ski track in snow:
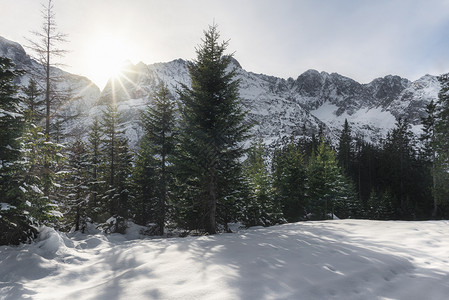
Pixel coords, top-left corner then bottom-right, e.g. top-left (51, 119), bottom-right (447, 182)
top-left (1, 220), bottom-right (449, 300)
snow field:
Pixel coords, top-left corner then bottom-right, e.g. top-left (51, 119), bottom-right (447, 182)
top-left (1, 220), bottom-right (449, 299)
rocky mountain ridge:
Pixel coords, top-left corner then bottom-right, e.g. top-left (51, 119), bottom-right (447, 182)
top-left (0, 35), bottom-right (440, 148)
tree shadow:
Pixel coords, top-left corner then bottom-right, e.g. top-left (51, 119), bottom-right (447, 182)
top-left (1, 221), bottom-right (448, 299)
top-left (171, 221), bottom-right (449, 299)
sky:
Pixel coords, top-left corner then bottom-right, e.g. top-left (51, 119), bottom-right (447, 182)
top-left (1, 0), bottom-right (449, 89)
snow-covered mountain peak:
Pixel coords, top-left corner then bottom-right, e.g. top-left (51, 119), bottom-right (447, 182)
top-left (0, 35), bottom-right (442, 148)
top-left (0, 36), bottom-right (33, 69)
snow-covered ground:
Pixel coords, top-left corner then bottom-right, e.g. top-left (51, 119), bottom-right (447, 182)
top-left (1, 220), bottom-right (449, 300)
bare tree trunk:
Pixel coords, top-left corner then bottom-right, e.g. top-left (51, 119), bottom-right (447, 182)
top-left (45, 9), bottom-right (51, 141)
top-left (432, 154), bottom-right (438, 218)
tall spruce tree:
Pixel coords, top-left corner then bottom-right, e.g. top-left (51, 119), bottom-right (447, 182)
top-left (132, 136), bottom-right (157, 226)
top-left (100, 103), bottom-right (132, 233)
top-left (86, 117), bottom-right (103, 223)
top-left (272, 138), bottom-right (307, 222)
top-left (175, 25), bottom-right (250, 234)
top-left (420, 100), bottom-right (438, 217)
top-left (0, 57), bottom-right (24, 173)
top-left (306, 138), bottom-right (354, 219)
top-left (381, 118), bottom-right (418, 218)
top-left (435, 74), bottom-right (449, 216)
top-left (61, 139), bottom-right (89, 232)
top-left (21, 78), bottom-right (45, 125)
top-left (244, 139), bottom-right (282, 227)
top-left (0, 57), bottom-right (32, 245)
top-left (137, 83), bottom-right (176, 234)
top-left (337, 119), bottom-right (353, 175)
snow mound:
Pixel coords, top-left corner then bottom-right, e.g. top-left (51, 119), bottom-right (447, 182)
top-left (35, 226), bottom-right (74, 258)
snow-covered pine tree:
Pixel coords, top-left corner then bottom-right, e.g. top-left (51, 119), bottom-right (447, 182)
top-left (7, 124), bottom-right (64, 237)
top-left (61, 139), bottom-right (89, 232)
top-left (175, 25), bottom-right (251, 234)
top-left (0, 57), bottom-right (34, 245)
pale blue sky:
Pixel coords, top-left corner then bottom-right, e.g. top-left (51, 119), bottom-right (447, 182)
top-left (1, 0), bottom-right (449, 88)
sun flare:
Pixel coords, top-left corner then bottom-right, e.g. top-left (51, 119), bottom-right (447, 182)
top-left (85, 35), bottom-right (134, 89)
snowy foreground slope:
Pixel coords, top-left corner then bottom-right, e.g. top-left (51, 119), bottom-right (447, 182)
top-left (1, 220), bottom-right (449, 300)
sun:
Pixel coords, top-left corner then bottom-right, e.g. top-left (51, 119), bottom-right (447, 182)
top-left (84, 35), bottom-right (135, 89)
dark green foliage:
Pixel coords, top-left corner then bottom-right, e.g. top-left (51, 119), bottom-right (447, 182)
top-left (337, 119), bottom-right (353, 174)
top-left (272, 139), bottom-right (307, 222)
top-left (132, 136), bottom-right (157, 226)
top-left (0, 57), bottom-right (25, 170)
top-left (86, 117), bottom-right (103, 223)
top-left (61, 139), bottom-right (90, 232)
top-left (3, 124), bottom-right (64, 243)
top-left (21, 78), bottom-right (44, 125)
top-left (243, 139), bottom-right (283, 227)
top-left (99, 103), bottom-right (133, 233)
top-left (420, 100), bottom-right (438, 217)
top-left (174, 25), bottom-right (251, 234)
top-left (0, 57), bottom-right (34, 245)
top-left (134, 83), bottom-right (176, 234)
top-left (380, 118), bottom-right (432, 219)
top-left (306, 138), bottom-right (355, 220)
top-left (434, 74), bottom-right (449, 217)
top-left (365, 189), bottom-right (394, 220)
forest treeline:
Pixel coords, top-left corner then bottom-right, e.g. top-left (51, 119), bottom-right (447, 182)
top-left (1, 21), bottom-right (449, 245)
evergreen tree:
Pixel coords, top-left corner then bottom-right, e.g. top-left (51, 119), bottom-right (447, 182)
top-left (337, 119), bottom-right (353, 175)
top-left (99, 103), bottom-right (132, 233)
top-left (365, 189), bottom-right (379, 220)
top-left (0, 57), bottom-right (33, 245)
top-left (272, 139), bottom-right (307, 222)
top-left (420, 100), bottom-right (438, 217)
top-left (243, 139), bottom-right (282, 227)
top-left (10, 125), bottom-right (64, 229)
top-left (381, 118), bottom-right (428, 218)
top-left (0, 57), bottom-right (25, 171)
top-left (306, 138), bottom-right (354, 219)
top-left (379, 189), bottom-right (395, 220)
top-left (175, 25), bottom-right (251, 234)
top-left (85, 117), bottom-right (103, 223)
top-left (434, 74), bottom-right (449, 217)
top-left (132, 136), bottom-right (157, 226)
top-left (21, 78), bottom-right (44, 125)
top-left (61, 139), bottom-right (89, 232)
top-left (137, 83), bottom-right (176, 235)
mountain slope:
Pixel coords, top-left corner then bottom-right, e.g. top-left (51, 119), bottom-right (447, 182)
top-left (0, 36), bottom-right (101, 137)
top-left (1, 35), bottom-right (440, 147)
top-left (95, 57), bottom-right (439, 147)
